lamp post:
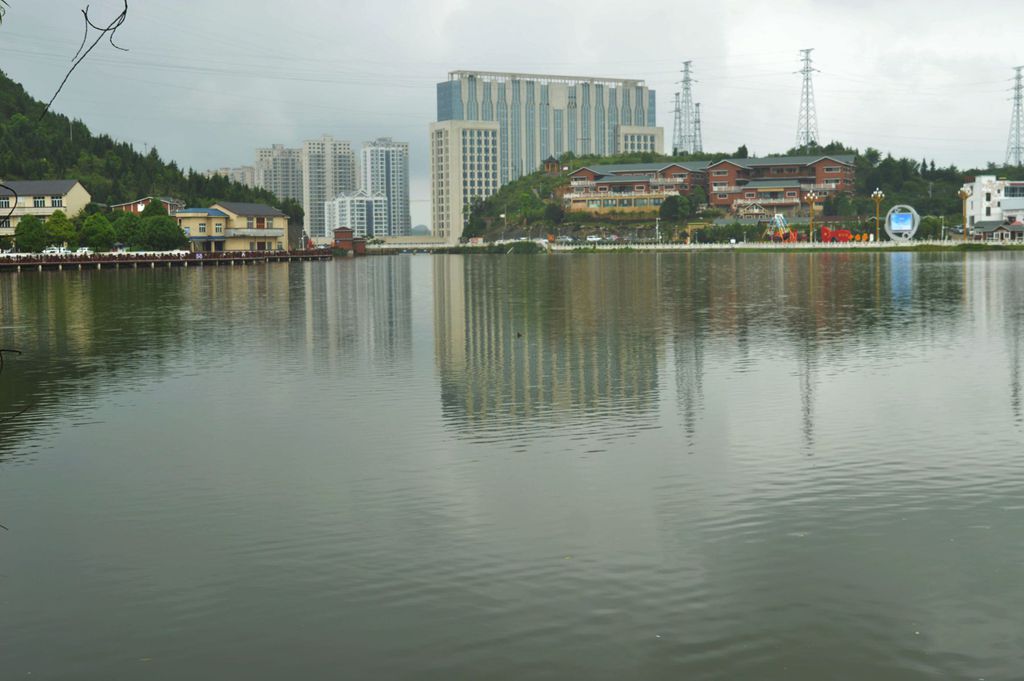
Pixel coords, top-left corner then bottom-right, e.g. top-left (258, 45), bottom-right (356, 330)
top-left (655, 216), bottom-right (661, 243)
top-left (805, 191), bottom-right (819, 243)
top-left (958, 188), bottom-right (972, 243)
top-left (871, 188), bottom-right (885, 243)
top-left (500, 212), bottom-right (507, 241)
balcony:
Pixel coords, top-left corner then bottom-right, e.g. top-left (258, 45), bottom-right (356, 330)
top-left (732, 197), bottom-right (801, 207)
top-left (225, 228), bottom-right (285, 237)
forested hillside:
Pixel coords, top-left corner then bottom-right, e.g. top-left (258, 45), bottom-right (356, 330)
top-left (0, 70), bottom-right (302, 220)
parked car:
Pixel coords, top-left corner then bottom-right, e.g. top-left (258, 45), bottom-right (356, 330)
top-left (585, 235), bottom-right (602, 243)
top-left (76, 247), bottom-right (93, 256)
top-left (42, 245), bottom-right (72, 256)
top-left (556, 235), bottom-right (575, 243)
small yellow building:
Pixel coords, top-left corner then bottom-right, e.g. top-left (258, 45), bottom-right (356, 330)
top-left (0, 179), bottom-right (92, 238)
top-left (175, 201), bottom-right (289, 252)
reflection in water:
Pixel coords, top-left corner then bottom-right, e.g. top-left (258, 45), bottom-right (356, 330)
top-left (6, 253), bottom-right (1024, 680)
top-left (433, 255), bottom-right (662, 444)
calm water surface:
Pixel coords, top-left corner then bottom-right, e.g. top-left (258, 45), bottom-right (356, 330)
top-left (1, 253), bottom-right (1023, 680)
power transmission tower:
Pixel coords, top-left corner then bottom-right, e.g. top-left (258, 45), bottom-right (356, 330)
top-left (693, 102), bottom-right (703, 153)
top-left (672, 91), bottom-right (683, 155)
top-left (795, 48), bottom-right (820, 151)
top-left (679, 61), bottom-right (697, 154)
top-left (1007, 65), bottom-right (1024, 167)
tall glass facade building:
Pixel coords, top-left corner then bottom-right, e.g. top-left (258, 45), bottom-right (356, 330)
top-left (437, 71), bottom-right (662, 184)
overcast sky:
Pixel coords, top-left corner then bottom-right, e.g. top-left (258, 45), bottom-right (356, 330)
top-left (1, 0), bottom-right (1022, 227)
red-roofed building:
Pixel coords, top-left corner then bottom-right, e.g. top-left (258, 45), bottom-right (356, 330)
top-left (111, 196), bottom-right (186, 215)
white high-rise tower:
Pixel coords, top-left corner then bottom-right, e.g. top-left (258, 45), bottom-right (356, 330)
top-left (302, 135), bottom-right (356, 241)
top-left (361, 138), bottom-right (411, 237)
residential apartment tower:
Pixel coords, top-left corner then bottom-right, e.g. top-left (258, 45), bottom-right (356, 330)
top-left (361, 137), bottom-right (411, 237)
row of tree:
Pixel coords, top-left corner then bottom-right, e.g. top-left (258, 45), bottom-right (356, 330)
top-left (10, 200), bottom-right (188, 252)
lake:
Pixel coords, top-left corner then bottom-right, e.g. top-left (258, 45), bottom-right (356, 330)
top-left (2, 252), bottom-right (1023, 680)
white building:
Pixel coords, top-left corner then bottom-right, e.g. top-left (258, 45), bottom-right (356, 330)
top-left (302, 135), bottom-right (357, 242)
top-left (430, 120), bottom-right (501, 244)
top-left (255, 144), bottom-right (303, 203)
top-left (325, 190), bottom-right (388, 238)
top-left (961, 175), bottom-right (1024, 231)
top-left (361, 137), bottom-right (411, 237)
top-left (206, 166), bottom-right (256, 188)
top-left (437, 70), bottom-right (663, 184)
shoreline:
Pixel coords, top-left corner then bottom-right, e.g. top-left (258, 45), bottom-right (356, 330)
top-left (368, 241), bottom-right (1024, 255)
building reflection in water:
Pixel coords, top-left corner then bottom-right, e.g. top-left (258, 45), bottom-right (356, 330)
top-left (294, 257), bottom-right (413, 371)
top-left (433, 255), bottom-right (663, 443)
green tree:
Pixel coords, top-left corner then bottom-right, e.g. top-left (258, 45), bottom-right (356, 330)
top-left (689, 186), bottom-right (708, 214)
top-left (659, 195), bottom-right (682, 221)
top-left (79, 213), bottom-right (116, 250)
top-left (111, 211), bottom-right (141, 246)
top-left (14, 214), bottom-right (47, 252)
top-left (734, 144), bottom-right (749, 159)
top-left (45, 210), bottom-right (76, 246)
top-left (136, 215), bottom-right (187, 250)
top-left (544, 202), bottom-right (565, 224)
top-left (139, 199), bottom-right (168, 218)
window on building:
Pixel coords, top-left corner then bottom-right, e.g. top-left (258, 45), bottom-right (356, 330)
top-left (50, 196), bottom-right (63, 207)
top-left (33, 197), bottom-right (45, 208)
top-left (986, 207), bottom-right (992, 216)
top-left (215, 223), bottom-right (223, 233)
top-left (824, 166), bottom-right (840, 173)
top-left (745, 192), bottom-right (755, 198)
top-left (0, 218), bottom-right (9, 230)
top-left (199, 223), bottom-right (207, 233)
top-left (0, 197), bottom-right (8, 209)
top-left (786, 191), bottom-right (797, 197)
top-left (717, 193), bottom-right (728, 199)
top-left (247, 217), bottom-right (254, 229)
top-left (712, 170), bottom-right (729, 177)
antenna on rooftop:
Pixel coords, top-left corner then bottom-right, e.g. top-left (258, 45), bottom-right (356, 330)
top-left (795, 48), bottom-right (820, 151)
top-left (1006, 66), bottom-right (1024, 167)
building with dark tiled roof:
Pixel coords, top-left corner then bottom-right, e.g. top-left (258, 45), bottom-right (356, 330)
top-left (0, 179), bottom-right (91, 240)
top-left (565, 162), bottom-right (709, 214)
top-left (705, 154), bottom-right (855, 214)
top-left (173, 202), bottom-right (289, 252)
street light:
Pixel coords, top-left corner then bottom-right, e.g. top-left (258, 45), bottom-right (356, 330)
top-left (805, 191), bottom-right (820, 243)
top-left (500, 212), bottom-right (507, 241)
top-left (871, 188), bottom-right (885, 243)
top-left (957, 187), bottom-right (972, 243)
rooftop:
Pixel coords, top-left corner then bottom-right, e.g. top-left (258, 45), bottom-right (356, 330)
top-left (213, 202), bottom-right (287, 217)
top-left (715, 154), bottom-right (856, 168)
top-left (448, 70), bottom-right (646, 87)
top-left (175, 208), bottom-right (228, 217)
top-left (0, 179), bottom-right (80, 196)
top-left (576, 162), bottom-right (709, 175)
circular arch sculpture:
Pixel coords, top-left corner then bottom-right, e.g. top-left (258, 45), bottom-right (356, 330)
top-left (885, 205), bottom-right (920, 242)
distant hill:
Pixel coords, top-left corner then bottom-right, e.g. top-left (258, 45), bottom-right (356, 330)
top-left (410, 224), bottom-right (431, 236)
top-left (0, 69), bottom-right (302, 221)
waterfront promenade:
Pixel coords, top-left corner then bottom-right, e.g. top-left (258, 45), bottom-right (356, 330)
top-left (0, 249), bottom-right (331, 273)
